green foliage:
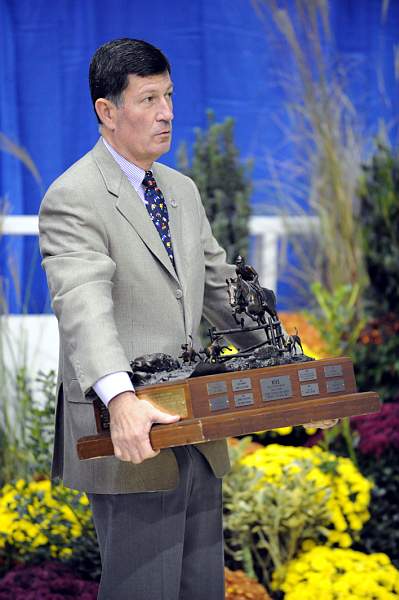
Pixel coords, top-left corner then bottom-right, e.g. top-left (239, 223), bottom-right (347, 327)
top-left (306, 281), bottom-right (366, 357)
top-left (0, 369), bottom-right (56, 486)
top-left (358, 144), bottom-right (399, 316)
top-left (178, 111), bottom-right (252, 263)
top-left (353, 315), bottom-right (399, 402)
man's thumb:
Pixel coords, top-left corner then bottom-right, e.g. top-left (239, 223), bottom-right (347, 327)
top-left (154, 409), bottom-right (181, 424)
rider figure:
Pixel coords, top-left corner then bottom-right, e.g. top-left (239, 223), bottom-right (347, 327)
top-left (235, 255), bottom-right (259, 285)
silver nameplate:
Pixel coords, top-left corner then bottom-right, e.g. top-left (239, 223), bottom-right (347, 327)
top-left (260, 375), bottom-right (293, 401)
top-left (209, 395), bottom-right (229, 411)
top-left (324, 364), bottom-right (343, 378)
top-left (298, 367), bottom-right (317, 382)
top-left (231, 377), bottom-right (252, 392)
top-left (300, 382), bottom-right (320, 397)
top-left (234, 392), bottom-right (254, 407)
top-left (326, 379), bottom-right (346, 393)
top-left (207, 381), bottom-right (227, 395)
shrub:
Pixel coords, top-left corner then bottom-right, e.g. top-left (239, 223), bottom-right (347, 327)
top-left (353, 314), bottom-right (399, 403)
top-left (272, 546), bottom-right (399, 599)
top-left (358, 144), bottom-right (399, 317)
top-left (223, 441), bottom-right (372, 589)
top-left (0, 479), bottom-right (100, 581)
top-left (242, 444), bottom-right (372, 547)
top-left (0, 562), bottom-right (98, 600)
top-left (178, 111), bottom-right (252, 264)
top-left (353, 448), bottom-right (399, 568)
top-left (351, 402), bottom-right (399, 457)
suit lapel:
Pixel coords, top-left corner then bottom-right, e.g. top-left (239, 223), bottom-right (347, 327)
top-left (91, 140), bottom-right (179, 283)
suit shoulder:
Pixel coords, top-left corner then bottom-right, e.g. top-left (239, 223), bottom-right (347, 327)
top-left (153, 162), bottom-right (197, 190)
top-left (44, 150), bottom-right (97, 196)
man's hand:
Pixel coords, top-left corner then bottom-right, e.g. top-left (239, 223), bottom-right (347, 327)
top-left (302, 419), bottom-right (339, 430)
top-left (108, 391), bottom-right (180, 464)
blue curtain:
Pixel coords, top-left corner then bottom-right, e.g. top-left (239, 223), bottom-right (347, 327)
top-left (1, 0), bottom-right (398, 313)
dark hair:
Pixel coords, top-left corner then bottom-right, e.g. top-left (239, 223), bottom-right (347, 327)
top-left (89, 38), bottom-right (171, 123)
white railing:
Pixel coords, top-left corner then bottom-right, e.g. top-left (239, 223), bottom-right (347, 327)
top-left (1, 213), bottom-right (318, 376)
top-left (2, 214), bottom-right (319, 291)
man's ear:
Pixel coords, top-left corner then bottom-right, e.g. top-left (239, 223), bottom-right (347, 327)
top-left (95, 98), bottom-right (117, 131)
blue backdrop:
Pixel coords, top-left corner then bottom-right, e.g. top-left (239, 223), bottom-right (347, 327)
top-left (1, 0), bottom-right (398, 313)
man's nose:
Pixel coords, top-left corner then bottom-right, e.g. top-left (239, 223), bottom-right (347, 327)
top-left (157, 98), bottom-right (173, 122)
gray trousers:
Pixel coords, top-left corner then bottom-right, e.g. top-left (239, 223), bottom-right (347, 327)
top-left (88, 446), bottom-right (225, 600)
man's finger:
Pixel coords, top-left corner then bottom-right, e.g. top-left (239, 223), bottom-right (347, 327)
top-left (303, 419), bottom-right (339, 429)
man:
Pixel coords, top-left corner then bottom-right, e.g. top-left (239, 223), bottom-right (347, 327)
top-left (39, 38), bottom-right (262, 600)
top-left (39, 38), bottom-right (335, 600)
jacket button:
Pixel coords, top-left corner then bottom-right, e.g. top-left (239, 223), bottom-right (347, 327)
top-left (175, 289), bottom-right (183, 299)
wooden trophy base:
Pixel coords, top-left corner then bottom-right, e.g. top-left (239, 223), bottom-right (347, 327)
top-left (77, 356), bottom-right (381, 460)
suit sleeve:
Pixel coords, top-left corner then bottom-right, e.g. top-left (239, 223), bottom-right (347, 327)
top-left (39, 184), bottom-right (132, 394)
top-left (190, 179), bottom-right (266, 350)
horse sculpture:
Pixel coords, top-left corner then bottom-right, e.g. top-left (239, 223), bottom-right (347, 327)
top-left (226, 256), bottom-right (278, 327)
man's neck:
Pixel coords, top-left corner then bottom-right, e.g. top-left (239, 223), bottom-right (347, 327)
top-left (101, 132), bottom-right (152, 171)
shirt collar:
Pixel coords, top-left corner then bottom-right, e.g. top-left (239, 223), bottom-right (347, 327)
top-left (102, 137), bottom-right (148, 192)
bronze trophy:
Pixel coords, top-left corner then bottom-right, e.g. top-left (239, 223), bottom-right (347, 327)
top-left (77, 257), bottom-right (380, 460)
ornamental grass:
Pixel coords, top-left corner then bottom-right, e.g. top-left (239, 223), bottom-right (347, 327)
top-left (272, 546), bottom-right (399, 599)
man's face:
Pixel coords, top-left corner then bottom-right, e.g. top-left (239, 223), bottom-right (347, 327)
top-left (108, 71), bottom-right (173, 169)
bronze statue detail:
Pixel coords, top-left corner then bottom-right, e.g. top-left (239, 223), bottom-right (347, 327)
top-left (179, 335), bottom-right (202, 364)
top-left (286, 328), bottom-right (304, 355)
top-left (203, 330), bottom-right (232, 363)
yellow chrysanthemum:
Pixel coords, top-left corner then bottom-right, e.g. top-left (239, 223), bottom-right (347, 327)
top-left (273, 546), bottom-right (399, 599)
top-left (242, 444), bottom-right (372, 547)
top-left (0, 479), bottom-right (92, 558)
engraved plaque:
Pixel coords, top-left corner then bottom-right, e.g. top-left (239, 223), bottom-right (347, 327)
top-left (261, 375), bottom-right (293, 401)
top-left (232, 377), bottom-right (252, 392)
top-left (326, 379), bottom-right (346, 393)
top-left (298, 367), bottom-right (317, 382)
top-left (300, 383), bottom-right (320, 397)
top-left (209, 395), bottom-right (229, 411)
top-left (234, 392), bottom-right (254, 407)
top-left (324, 365), bottom-right (343, 378)
top-left (207, 381), bottom-right (228, 395)
top-left (144, 388), bottom-right (188, 417)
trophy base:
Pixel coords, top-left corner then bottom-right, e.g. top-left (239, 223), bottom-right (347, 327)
top-left (77, 391), bottom-right (380, 460)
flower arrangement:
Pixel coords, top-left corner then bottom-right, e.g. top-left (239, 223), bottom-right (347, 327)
top-left (242, 444), bottom-right (372, 548)
top-left (0, 562), bottom-right (98, 599)
top-left (272, 546), bottom-right (399, 599)
top-left (0, 479), bottom-right (100, 580)
top-left (223, 440), bottom-right (372, 590)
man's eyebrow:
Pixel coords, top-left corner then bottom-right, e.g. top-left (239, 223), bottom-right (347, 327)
top-left (138, 83), bottom-right (174, 95)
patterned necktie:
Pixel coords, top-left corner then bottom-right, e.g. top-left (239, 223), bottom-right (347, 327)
top-left (142, 170), bottom-right (175, 265)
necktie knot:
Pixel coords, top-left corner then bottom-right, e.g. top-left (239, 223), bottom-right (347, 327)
top-left (142, 170), bottom-right (157, 189)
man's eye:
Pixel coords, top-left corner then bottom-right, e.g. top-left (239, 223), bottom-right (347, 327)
top-left (144, 96), bottom-right (154, 103)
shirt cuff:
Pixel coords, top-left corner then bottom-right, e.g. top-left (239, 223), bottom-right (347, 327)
top-left (93, 371), bottom-right (134, 407)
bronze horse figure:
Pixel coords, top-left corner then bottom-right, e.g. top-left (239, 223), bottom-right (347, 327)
top-left (226, 276), bottom-right (278, 327)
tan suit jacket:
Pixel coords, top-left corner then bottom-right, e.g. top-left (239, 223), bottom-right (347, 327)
top-left (39, 139), bottom-right (259, 494)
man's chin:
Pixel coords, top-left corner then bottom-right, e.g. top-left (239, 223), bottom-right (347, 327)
top-left (154, 139), bottom-right (172, 155)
